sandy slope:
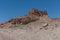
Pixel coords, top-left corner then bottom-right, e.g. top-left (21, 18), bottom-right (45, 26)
top-left (0, 9), bottom-right (60, 40)
top-left (0, 25), bottom-right (60, 40)
top-left (0, 16), bottom-right (60, 40)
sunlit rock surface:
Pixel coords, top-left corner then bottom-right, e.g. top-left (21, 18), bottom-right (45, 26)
top-left (0, 8), bottom-right (60, 40)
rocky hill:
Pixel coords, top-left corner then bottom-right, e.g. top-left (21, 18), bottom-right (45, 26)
top-left (0, 8), bottom-right (60, 40)
top-left (0, 8), bottom-right (48, 28)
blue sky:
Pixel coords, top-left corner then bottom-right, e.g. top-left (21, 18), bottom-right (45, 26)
top-left (0, 0), bottom-right (60, 22)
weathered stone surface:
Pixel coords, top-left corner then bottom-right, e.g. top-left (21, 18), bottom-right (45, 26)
top-left (0, 8), bottom-right (60, 40)
top-left (0, 8), bottom-right (48, 28)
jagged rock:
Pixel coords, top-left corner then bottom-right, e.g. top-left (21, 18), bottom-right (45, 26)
top-left (29, 8), bottom-right (48, 16)
top-left (0, 8), bottom-right (48, 28)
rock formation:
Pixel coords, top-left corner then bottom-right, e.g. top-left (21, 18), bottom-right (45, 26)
top-left (0, 8), bottom-right (60, 40)
top-left (0, 8), bottom-right (48, 28)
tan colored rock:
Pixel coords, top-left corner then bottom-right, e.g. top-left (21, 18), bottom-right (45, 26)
top-left (0, 8), bottom-right (48, 28)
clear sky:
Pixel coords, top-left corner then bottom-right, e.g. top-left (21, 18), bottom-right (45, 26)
top-left (0, 0), bottom-right (60, 22)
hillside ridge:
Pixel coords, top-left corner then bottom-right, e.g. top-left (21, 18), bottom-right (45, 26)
top-left (0, 8), bottom-right (48, 28)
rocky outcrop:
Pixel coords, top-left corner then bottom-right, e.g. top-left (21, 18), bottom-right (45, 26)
top-left (0, 8), bottom-right (48, 28)
top-left (0, 8), bottom-right (60, 40)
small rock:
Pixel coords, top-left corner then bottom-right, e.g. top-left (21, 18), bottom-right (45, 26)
top-left (43, 23), bottom-right (48, 28)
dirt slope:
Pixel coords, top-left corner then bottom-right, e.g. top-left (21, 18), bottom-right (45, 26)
top-left (0, 8), bottom-right (60, 40)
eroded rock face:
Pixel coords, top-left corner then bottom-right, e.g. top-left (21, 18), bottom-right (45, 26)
top-left (29, 8), bottom-right (48, 16)
top-left (0, 8), bottom-right (60, 40)
top-left (0, 8), bottom-right (48, 28)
